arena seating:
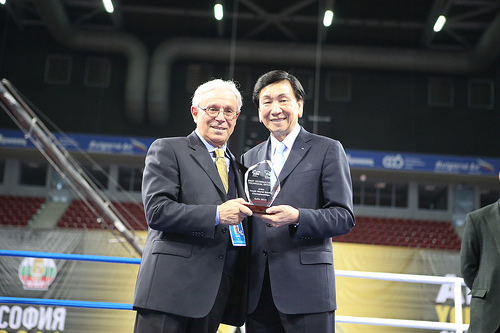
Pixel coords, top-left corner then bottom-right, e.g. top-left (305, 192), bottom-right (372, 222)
top-left (334, 216), bottom-right (462, 250)
top-left (57, 199), bottom-right (147, 230)
top-left (0, 195), bottom-right (46, 226)
top-left (3, 196), bottom-right (461, 250)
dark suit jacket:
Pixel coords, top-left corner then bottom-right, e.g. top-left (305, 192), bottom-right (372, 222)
top-left (133, 131), bottom-right (248, 326)
top-left (241, 127), bottom-right (355, 315)
top-left (460, 200), bottom-right (500, 333)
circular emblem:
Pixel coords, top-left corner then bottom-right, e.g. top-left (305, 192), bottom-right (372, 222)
top-left (18, 257), bottom-right (57, 290)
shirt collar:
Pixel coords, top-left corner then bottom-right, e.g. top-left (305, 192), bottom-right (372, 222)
top-left (270, 124), bottom-right (301, 153)
top-left (194, 129), bottom-right (227, 155)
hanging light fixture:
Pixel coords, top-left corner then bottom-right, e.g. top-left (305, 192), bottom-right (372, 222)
top-left (102, 0), bottom-right (114, 13)
top-left (214, 1), bottom-right (224, 21)
top-left (433, 15), bottom-right (446, 32)
top-left (323, 10), bottom-right (334, 27)
top-left (323, 0), bottom-right (334, 27)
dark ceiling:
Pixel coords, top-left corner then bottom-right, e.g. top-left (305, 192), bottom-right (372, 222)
top-left (1, 1), bottom-right (500, 159)
top-left (4, 0), bottom-right (500, 52)
top-left (2, 0), bottom-right (500, 129)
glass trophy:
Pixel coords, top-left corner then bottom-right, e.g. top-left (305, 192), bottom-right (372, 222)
top-left (244, 160), bottom-right (280, 213)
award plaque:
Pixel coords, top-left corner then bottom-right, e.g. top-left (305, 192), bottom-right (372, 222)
top-left (244, 160), bottom-right (280, 213)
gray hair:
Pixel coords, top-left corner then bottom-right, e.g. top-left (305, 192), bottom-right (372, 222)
top-left (191, 79), bottom-right (243, 111)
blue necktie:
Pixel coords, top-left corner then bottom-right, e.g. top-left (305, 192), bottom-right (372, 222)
top-left (273, 142), bottom-right (287, 176)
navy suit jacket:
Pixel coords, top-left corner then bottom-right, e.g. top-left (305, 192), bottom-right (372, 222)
top-left (241, 127), bottom-right (355, 314)
top-left (133, 131), bottom-right (248, 326)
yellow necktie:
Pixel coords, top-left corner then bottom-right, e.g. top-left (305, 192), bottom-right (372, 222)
top-left (215, 149), bottom-right (228, 193)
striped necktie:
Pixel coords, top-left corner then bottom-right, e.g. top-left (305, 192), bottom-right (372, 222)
top-left (214, 148), bottom-right (228, 193)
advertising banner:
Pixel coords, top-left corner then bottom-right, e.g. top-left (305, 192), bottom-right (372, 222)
top-left (1, 128), bottom-right (499, 177)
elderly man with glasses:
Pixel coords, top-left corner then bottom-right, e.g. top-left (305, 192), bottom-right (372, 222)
top-left (133, 79), bottom-right (253, 333)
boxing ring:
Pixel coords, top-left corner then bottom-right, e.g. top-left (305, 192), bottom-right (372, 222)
top-left (0, 249), bottom-right (468, 332)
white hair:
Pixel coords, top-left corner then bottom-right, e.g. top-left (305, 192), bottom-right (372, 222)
top-left (191, 79), bottom-right (243, 111)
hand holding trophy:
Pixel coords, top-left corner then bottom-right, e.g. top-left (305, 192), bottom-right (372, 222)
top-left (244, 160), bottom-right (280, 214)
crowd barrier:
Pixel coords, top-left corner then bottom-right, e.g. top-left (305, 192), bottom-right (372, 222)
top-left (0, 249), bottom-right (468, 332)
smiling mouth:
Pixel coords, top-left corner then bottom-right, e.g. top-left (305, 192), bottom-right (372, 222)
top-left (211, 125), bottom-right (227, 131)
top-left (271, 118), bottom-right (285, 123)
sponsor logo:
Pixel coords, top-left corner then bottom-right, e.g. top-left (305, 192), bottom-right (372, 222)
top-left (382, 154), bottom-right (404, 169)
top-left (0, 134), bottom-right (28, 147)
top-left (347, 154), bottom-right (374, 167)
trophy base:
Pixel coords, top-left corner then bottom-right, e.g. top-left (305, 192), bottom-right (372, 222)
top-left (244, 204), bottom-right (271, 214)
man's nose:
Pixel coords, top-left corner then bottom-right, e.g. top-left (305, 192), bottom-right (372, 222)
top-left (215, 110), bottom-right (226, 120)
top-left (270, 101), bottom-right (282, 114)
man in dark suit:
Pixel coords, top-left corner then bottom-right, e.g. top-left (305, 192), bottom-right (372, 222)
top-left (460, 171), bottom-right (500, 333)
top-left (133, 79), bottom-right (253, 333)
top-left (241, 70), bottom-right (355, 332)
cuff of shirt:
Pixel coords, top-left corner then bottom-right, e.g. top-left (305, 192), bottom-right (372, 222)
top-left (215, 205), bottom-right (220, 226)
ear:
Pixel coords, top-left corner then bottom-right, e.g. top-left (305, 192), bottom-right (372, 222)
top-left (191, 106), bottom-right (199, 123)
top-left (297, 100), bottom-right (304, 118)
top-left (258, 108), bottom-right (263, 123)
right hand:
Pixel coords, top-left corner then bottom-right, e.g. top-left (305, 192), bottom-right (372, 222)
top-left (219, 198), bottom-right (253, 225)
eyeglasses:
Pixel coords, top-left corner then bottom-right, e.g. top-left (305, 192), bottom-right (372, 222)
top-left (198, 105), bottom-right (239, 120)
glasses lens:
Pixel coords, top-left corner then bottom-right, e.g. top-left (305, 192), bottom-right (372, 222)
top-left (224, 110), bottom-right (236, 119)
top-left (201, 106), bottom-right (238, 120)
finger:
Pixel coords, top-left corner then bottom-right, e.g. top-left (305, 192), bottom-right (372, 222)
top-left (265, 207), bottom-right (281, 214)
top-left (234, 197), bottom-right (248, 204)
top-left (241, 206), bottom-right (253, 216)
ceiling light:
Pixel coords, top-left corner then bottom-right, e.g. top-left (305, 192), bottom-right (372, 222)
top-left (214, 3), bottom-right (224, 21)
top-left (102, 0), bottom-right (114, 14)
top-left (323, 10), bottom-right (334, 27)
top-left (0, 0), bottom-right (6, 4)
top-left (433, 15), bottom-right (446, 32)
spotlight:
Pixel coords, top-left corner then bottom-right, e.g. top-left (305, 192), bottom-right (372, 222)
top-left (102, 0), bottom-right (114, 13)
top-left (433, 15), bottom-right (446, 32)
top-left (323, 10), bottom-right (334, 27)
top-left (214, 2), bottom-right (224, 21)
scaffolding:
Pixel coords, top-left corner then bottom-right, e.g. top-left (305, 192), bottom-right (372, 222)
top-left (0, 78), bottom-right (144, 256)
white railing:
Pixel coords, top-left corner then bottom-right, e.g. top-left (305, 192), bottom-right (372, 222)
top-left (336, 270), bottom-right (468, 332)
top-left (0, 250), bottom-right (469, 332)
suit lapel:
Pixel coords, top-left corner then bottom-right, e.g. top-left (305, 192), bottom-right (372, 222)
top-left (279, 128), bottom-right (312, 182)
top-left (187, 132), bottom-right (227, 196)
top-left (228, 150), bottom-right (247, 200)
top-left (257, 140), bottom-right (270, 163)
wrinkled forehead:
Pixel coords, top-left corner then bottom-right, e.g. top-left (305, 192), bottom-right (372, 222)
top-left (201, 88), bottom-right (238, 107)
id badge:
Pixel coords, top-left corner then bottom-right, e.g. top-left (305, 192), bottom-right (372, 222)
top-left (230, 223), bottom-right (246, 246)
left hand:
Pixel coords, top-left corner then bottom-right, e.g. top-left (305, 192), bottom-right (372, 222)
top-left (256, 205), bottom-right (299, 228)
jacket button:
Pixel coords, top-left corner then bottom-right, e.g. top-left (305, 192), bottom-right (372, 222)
top-left (222, 227), bottom-right (228, 233)
top-left (262, 250), bottom-right (268, 256)
top-left (218, 254), bottom-right (225, 259)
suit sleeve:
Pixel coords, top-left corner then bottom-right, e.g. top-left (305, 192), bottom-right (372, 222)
top-left (460, 213), bottom-right (480, 289)
top-left (142, 139), bottom-right (218, 239)
top-left (293, 140), bottom-right (355, 239)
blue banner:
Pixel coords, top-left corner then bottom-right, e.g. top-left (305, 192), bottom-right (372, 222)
top-left (1, 128), bottom-right (499, 176)
top-left (347, 150), bottom-right (499, 176)
top-left (0, 128), bottom-right (153, 156)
